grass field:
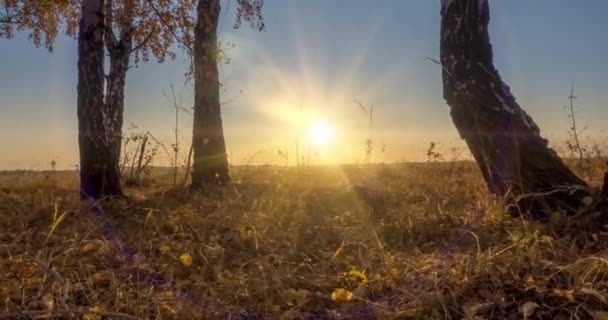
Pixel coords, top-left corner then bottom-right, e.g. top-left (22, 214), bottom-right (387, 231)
top-left (2, 162), bottom-right (608, 319)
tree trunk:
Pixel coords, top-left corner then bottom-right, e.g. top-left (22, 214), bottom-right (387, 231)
top-left (104, 0), bottom-right (134, 182)
top-left (603, 167), bottom-right (608, 198)
top-left (439, 0), bottom-right (588, 218)
top-left (105, 53), bottom-right (127, 182)
top-left (105, 44), bottom-right (132, 187)
top-left (77, 0), bottom-right (123, 199)
top-left (191, 0), bottom-right (230, 189)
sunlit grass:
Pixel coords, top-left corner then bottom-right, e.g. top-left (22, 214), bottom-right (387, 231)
top-left (1, 159), bottom-right (608, 319)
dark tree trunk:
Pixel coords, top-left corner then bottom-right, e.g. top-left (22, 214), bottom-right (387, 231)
top-left (603, 168), bottom-right (608, 198)
top-left (77, 0), bottom-right (123, 199)
top-left (191, 0), bottom-right (230, 189)
top-left (105, 53), bottom-right (128, 181)
top-left (105, 42), bottom-right (132, 185)
top-left (440, 0), bottom-right (588, 218)
top-left (104, 0), bottom-right (134, 181)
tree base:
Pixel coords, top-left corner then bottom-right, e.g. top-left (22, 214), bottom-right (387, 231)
top-left (191, 169), bottom-right (230, 190)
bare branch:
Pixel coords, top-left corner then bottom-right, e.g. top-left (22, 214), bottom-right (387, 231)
top-left (566, 78), bottom-right (585, 172)
top-left (179, 107), bottom-right (193, 115)
top-left (353, 99), bottom-right (367, 112)
top-left (424, 56), bottom-right (453, 77)
top-left (0, 17), bottom-right (19, 24)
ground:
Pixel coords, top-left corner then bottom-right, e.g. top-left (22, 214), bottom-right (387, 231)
top-left (1, 163), bottom-right (608, 319)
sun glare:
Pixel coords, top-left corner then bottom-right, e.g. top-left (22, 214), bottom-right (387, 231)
top-left (307, 121), bottom-right (335, 146)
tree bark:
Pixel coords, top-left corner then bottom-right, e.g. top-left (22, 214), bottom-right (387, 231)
top-left (104, 0), bottom-right (134, 187)
top-left (603, 167), bottom-right (608, 198)
top-left (77, 0), bottom-right (123, 199)
top-left (439, 0), bottom-right (588, 218)
top-left (191, 0), bottom-right (230, 189)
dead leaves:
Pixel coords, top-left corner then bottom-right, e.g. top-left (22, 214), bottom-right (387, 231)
top-left (459, 279), bottom-right (608, 320)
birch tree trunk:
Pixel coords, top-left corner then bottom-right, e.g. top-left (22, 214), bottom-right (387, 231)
top-left (191, 0), bottom-right (230, 189)
top-left (439, 0), bottom-right (588, 218)
top-left (77, 0), bottom-right (123, 198)
top-left (104, 0), bottom-right (134, 184)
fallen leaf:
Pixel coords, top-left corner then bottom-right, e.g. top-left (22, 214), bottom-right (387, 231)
top-left (331, 288), bottom-right (353, 302)
top-left (81, 242), bottom-right (97, 253)
top-left (524, 275), bottom-right (535, 286)
top-left (519, 301), bottom-right (539, 319)
top-left (553, 288), bottom-right (575, 302)
top-left (345, 269), bottom-right (368, 285)
top-left (179, 253), bottom-right (193, 267)
top-left (462, 299), bottom-right (493, 318)
top-left (41, 293), bottom-right (54, 310)
top-left (91, 272), bottom-right (103, 282)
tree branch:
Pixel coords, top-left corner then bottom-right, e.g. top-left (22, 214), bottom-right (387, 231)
top-left (1, 2), bottom-right (15, 23)
top-left (120, 0), bottom-right (136, 37)
top-left (0, 5), bottom-right (20, 25)
top-left (129, 26), bottom-right (156, 54)
top-left (104, 0), bottom-right (118, 54)
top-left (144, 0), bottom-right (192, 53)
top-left (0, 17), bottom-right (20, 24)
top-left (353, 99), bottom-right (367, 112)
top-left (424, 56), bottom-right (453, 77)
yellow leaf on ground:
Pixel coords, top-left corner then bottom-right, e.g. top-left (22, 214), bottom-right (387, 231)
top-left (345, 269), bottom-right (368, 285)
top-left (331, 288), bottom-right (353, 302)
top-left (179, 253), bottom-right (193, 267)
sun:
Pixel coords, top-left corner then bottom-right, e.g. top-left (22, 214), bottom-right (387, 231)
top-left (307, 120), bottom-right (335, 146)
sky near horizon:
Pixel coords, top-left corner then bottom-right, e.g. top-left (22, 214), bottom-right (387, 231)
top-left (1, 1), bottom-right (608, 170)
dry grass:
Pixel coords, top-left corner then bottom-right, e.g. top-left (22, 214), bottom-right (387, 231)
top-left (1, 162), bottom-right (608, 319)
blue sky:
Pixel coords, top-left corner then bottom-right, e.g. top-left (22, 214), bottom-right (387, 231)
top-left (1, 1), bottom-right (608, 169)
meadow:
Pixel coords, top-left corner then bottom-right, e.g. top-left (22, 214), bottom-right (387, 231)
top-left (2, 160), bottom-right (608, 319)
